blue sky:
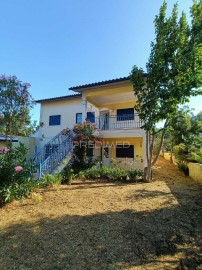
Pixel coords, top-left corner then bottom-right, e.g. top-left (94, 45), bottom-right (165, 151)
top-left (0, 0), bottom-right (201, 123)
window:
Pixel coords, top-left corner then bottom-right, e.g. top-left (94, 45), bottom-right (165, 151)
top-left (117, 108), bottom-right (134, 121)
top-left (49, 115), bottom-right (61, 126)
top-left (76, 113), bottom-right (82, 124)
top-left (116, 145), bottom-right (134, 158)
top-left (76, 112), bottom-right (95, 123)
top-left (87, 112), bottom-right (95, 123)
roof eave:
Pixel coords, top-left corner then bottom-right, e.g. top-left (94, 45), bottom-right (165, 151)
top-left (35, 94), bottom-right (82, 103)
top-left (69, 77), bottom-right (130, 91)
top-left (69, 74), bottom-right (148, 92)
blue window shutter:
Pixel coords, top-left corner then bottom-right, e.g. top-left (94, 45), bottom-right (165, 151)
top-left (49, 115), bottom-right (61, 126)
top-left (87, 112), bottom-right (95, 123)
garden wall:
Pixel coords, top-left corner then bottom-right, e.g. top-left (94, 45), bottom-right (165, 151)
top-left (13, 136), bottom-right (40, 159)
top-left (188, 163), bottom-right (202, 183)
top-left (163, 152), bottom-right (202, 183)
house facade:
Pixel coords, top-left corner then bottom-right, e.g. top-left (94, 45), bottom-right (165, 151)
top-left (35, 77), bottom-right (147, 174)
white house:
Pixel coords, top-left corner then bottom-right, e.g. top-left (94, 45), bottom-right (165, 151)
top-left (35, 76), bottom-right (147, 175)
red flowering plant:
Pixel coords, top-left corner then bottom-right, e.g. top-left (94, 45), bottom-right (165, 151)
top-left (70, 121), bottom-right (104, 172)
top-left (0, 143), bottom-right (32, 188)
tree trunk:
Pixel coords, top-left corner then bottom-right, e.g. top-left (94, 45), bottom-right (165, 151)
top-left (152, 119), bottom-right (168, 166)
top-left (170, 146), bottom-right (173, 163)
top-left (144, 164), bottom-right (152, 182)
top-left (143, 133), bottom-right (154, 182)
top-left (170, 134), bottom-right (174, 163)
top-left (143, 120), bottom-right (168, 182)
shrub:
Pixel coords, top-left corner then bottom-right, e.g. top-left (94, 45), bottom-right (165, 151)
top-left (70, 122), bottom-right (104, 172)
top-left (0, 143), bottom-right (32, 187)
top-left (75, 166), bottom-right (143, 182)
top-left (61, 166), bottom-right (75, 184)
top-left (0, 144), bottom-right (38, 204)
top-left (0, 178), bottom-right (38, 203)
top-left (173, 144), bottom-right (190, 175)
top-left (128, 169), bottom-right (144, 182)
top-left (77, 166), bottom-right (111, 180)
top-left (177, 161), bottom-right (189, 176)
top-left (40, 174), bottom-right (62, 187)
top-left (189, 149), bottom-right (202, 164)
top-left (99, 166), bottom-right (111, 179)
top-left (76, 171), bottom-right (86, 180)
top-left (107, 167), bottom-right (127, 181)
top-left (82, 166), bottom-right (103, 179)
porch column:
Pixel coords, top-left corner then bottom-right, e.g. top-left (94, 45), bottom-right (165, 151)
top-left (82, 98), bottom-right (87, 122)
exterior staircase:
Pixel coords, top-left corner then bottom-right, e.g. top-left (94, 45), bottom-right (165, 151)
top-left (32, 129), bottom-right (73, 178)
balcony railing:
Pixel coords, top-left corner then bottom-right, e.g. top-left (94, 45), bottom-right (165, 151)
top-left (95, 114), bottom-right (142, 130)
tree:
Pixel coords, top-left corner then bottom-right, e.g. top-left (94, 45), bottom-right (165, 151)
top-left (70, 122), bottom-right (104, 172)
top-left (169, 107), bottom-right (192, 162)
top-left (130, 1), bottom-right (202, 182)
top-left (172, 109), bottom-right (202, 169)
top-left (0, 75), bottom-right (35, 140)
top-left (165, 108), bottom-right (202, 163)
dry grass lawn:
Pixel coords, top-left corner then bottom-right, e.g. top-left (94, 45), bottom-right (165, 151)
top-left (0, 157), bottom-right (202, 270)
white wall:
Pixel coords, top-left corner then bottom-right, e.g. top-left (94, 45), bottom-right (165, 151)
top-left (38, 98), bottom-right (101, 149)
top-left (12, 136), bottom-right (40, 159)
top-left (39, 98), bottom-right (82, 142)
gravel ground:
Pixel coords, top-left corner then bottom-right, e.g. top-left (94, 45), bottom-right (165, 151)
top-left (0, 157), bottom-right (202, 270)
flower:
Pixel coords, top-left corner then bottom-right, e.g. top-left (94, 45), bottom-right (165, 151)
top-left (15, 166), bottom-right (23, 172)
top-left (0, 146), bottom-right (9, 154)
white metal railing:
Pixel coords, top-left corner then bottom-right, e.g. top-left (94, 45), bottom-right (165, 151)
top-left (95, 114), bottom-right (142, 130)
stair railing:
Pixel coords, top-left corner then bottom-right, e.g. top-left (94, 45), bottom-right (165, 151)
top-left (33, 128), bottom-right (71, 165)
top-left (38, 130), bottom-right (74, 178)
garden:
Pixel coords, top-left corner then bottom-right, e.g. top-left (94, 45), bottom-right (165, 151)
top-left (0, 121), bottom-right (144, 205)
top-left (0, 157), bottom-right (202, 270)
top-left (0, 75), bottom-right (144, 205)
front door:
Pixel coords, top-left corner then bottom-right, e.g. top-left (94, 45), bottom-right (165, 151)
top-left (103, 145), bottom-right (111, 167)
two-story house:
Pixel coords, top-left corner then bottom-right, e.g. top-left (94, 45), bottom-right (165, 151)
top-left (35, 76), bottom-right (147, 176)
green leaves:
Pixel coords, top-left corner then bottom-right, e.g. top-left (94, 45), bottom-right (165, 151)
top-left (0, 75), bottom-right (35, 137)
top-left (130, 1), bottom-right (202, 133)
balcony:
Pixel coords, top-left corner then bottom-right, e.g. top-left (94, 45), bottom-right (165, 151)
top-left (95, 114), bottom-right (142, 130)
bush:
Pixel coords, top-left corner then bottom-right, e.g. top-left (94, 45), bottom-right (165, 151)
top-left (40, 174), bottom-right (62, 187)
top-left (0, 178), bottom-right (39, 203)
top-left (77, 166), bottom-right (111, 180)
top-left (0, 143), bottom-right (32, 187)
top-left (99, 166), bottom-right (111, 179)
top-left (107, 167), bottom-right (127, 181)
top-left (177, 161), bottom-right (189, 176)
top-left (189, 149), bottom-right (202, 164)
top-left (128, 169), bottom-right (144, 182)
top-left (70, 122), bottom-right (104, 172)
top-left (81, 166), bottom-right (103, 179)
top-left (0, 172), bottom-right (62, 204)
top-left (0, 144), bottom-right (38, 204)
top-left (61, 166), bottom-right (75, 184)
top-left (75, 166), bottom-right (143, 182)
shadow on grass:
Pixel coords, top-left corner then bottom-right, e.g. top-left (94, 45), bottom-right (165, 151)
top-left (1, 204), bottom-right (202, 270)
top-left (41, 180), bottom-right (138, 193)
top-left (1, 158), bottom-right (202, 269)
